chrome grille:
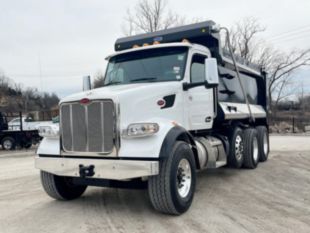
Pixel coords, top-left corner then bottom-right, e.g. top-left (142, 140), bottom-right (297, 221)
top-left (60, 100), bottom-right (115, 154)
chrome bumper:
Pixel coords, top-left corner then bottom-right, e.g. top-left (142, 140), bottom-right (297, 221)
top-left (35, 156), bottom-right (159, 180)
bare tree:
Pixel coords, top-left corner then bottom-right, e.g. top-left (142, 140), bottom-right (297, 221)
top-left (225, 17), bottom-right (265, 62)
top-left (93, 70), bottom-right (105, 88)
top-left (267, 49), bottom-right (310, 110)
top-left (122, 0), bottom-right (186, 36)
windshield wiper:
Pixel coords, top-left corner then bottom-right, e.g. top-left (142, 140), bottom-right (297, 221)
top-left (131, 77), bottom-right (157, 82)
top-left (104, 81), bottom-right (122, 86)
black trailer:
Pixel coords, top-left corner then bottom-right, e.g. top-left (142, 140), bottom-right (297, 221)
top-left (0, 112), bottom-right (41, 150)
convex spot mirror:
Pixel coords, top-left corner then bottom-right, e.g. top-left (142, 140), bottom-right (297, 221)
top-left (205, 58), bottom-right (219, 87)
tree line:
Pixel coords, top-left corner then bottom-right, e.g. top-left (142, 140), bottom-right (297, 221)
top-left (0, 72), bottom-right (59, 113)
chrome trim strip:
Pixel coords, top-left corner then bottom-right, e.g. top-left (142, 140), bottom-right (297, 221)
top-left (85, 105), bottom-right (89, 152)
top-left (101, 102), bottom-right (104, 152)
top-left (35, 156), bottom-right (159, 180)
top-left (70, 105), bottom-right (74, 151)
top-left (115, 101), bottom-right (121, 155)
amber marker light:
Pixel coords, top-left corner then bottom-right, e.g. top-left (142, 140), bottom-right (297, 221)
top-left (171, 121), bottom-right (179, 126)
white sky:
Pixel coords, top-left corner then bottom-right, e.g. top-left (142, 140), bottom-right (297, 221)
top-left (0, 0), bottom-right (310, 97)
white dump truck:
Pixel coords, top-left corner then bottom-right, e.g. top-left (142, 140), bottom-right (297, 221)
top-left (36, 21), bottom-right (269, 215)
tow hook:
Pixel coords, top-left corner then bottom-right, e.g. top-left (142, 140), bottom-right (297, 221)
top-left (79, 164), bottom-right (95, 177)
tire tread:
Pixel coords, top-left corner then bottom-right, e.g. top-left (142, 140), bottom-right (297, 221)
top-left (243, 128), bottom-right (258, 169)
top-left (148, 141), bottom-right (194, 215)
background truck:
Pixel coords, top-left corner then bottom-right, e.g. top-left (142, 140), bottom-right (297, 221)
top-left (0, 112), bottom-right (41, 150)
top-left (36, 21), bottom-right (269, 215)
top-left (8, 116), bottom-right (52, 131)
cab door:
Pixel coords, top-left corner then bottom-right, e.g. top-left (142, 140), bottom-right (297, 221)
top-left (187, 54), bottom-right (214, 130)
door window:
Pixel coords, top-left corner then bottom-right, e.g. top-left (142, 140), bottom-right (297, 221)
top-left (191, 55), bottom-right (206, 83)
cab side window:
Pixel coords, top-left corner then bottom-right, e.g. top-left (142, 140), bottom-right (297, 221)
top-left (191, 55), bottom-right (206, 83)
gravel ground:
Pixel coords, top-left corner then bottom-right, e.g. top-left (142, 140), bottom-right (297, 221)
top-left (0, 135), bottom-right (309, 233)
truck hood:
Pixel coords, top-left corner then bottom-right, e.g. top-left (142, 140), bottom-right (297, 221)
top-left (60, 82), bottom-right (182, 104)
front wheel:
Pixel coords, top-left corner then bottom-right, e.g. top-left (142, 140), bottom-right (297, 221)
top-left (148, 141), bottom-right (196, 215)
top-left (40, 171), bottom-right (87, 200)
top-left (1, 137), bottom-right (16, 150)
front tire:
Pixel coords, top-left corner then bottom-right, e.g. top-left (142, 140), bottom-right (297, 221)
top-left (243, 128), bottom-right (259, 169)
top-left (40, 171), bottom-right (87, 200)
top-left (148, 141), bottom-right (196, 215)
top-left (1, 137), bottom-right (16, 150)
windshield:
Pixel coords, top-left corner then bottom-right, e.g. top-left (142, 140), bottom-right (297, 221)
top-left (104, 47), bottom-right (188, 86)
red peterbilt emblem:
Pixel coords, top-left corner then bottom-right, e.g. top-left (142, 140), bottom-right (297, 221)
top-left (157, 99), bottom-right (166, 107)
top-left (80, 98), bottom-right (90, 104)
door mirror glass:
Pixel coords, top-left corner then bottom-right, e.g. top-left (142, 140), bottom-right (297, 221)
top-left (205, 58), bottom-right (219, 86)
top-left (83, 75), bottom-right (92, 91)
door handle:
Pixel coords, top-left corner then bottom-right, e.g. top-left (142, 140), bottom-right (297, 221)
top-left (205, 116), bottom-right (212, 122)
top-left (227, 105), bottom-right (237, 112)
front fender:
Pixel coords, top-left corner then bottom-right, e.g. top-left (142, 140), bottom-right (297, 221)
top-left (118, 118), bottom-right (176, 158)
top-left (159, 126), bottom-right (196, 159)
top-left (37, 137), bottom-right (60, 155)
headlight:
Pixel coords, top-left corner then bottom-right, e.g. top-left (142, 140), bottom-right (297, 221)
top-left (39, 125), bottom-right (59, 138)
top-left (123, 123), bottom-right (159, 138)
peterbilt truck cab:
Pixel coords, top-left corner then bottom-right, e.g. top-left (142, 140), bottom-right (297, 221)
top-left (36, 21), bottom-right (269, 215)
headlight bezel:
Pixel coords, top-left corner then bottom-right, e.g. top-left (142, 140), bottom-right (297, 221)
top-left (38, 125), bottom-right (59, 138)
top-left (123, 123), bottom-right (159, 138)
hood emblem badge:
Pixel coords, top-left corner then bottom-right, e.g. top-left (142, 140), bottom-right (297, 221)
top-left (80, 98), bottom-right (91, 105)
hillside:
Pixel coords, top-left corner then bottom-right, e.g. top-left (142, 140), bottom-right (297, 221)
top-left (0, 73), bottom-right (59, 113)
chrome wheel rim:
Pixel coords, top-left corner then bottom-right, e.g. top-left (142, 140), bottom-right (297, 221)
top-left (263, 132), bottom-right (268, 155)
top-left (3, 140), bottom-right (12, 150)
top-left (235, 135), bottom-right (243, 161)
top-left (177, 158), bottom-right (192, 198)
top-left (253, 137), bottom-right (259, 162)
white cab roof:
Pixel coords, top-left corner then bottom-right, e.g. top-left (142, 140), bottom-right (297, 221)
top-left (105, 42), bottom-right (210, 60)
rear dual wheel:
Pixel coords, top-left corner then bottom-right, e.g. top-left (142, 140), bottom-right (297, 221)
top-left (228, 125), bottom-right (269, 169)
top-left (243, 126), bottom-right (269, 169)
top-left (227, 127), bottom-right (244, 168)
top-left (256, 126), bottom-right (269, 162)
top-left (243, 128), bottom-right (259, 169)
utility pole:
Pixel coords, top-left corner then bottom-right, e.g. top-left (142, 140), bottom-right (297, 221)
top-left (38, 52), bottom-right (43, 93)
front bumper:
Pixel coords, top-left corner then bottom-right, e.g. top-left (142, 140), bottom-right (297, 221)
top-left (35, 156), bottom-right (159, 180)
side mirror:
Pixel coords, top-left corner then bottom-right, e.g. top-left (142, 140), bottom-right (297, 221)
top-left (205, 58), bottom-right (219, 87)
top-left (83, 75), bottom-right (91, 91)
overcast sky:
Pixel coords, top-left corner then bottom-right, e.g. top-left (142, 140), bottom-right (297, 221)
top-left (0, 0), bottom-right (310, 97)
